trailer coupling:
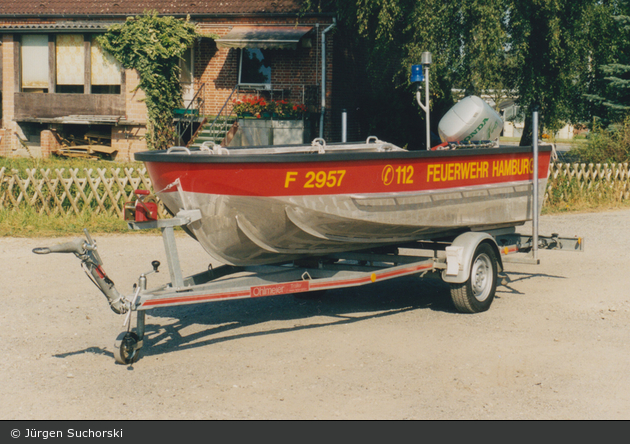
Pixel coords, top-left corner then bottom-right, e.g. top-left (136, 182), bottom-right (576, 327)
top-left (33, 230), bottom-right (128, 314)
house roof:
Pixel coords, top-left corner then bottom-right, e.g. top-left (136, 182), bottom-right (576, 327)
top-left (0, 21), bottom-right (120, 32)
top-left (0, 0), bottom-right (324, 17)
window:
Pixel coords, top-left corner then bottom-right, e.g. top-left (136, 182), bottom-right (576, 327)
top-left (20, 33), bottom-right (121, 94)
top-left (90, 36), bottom-right (121, 94)
top-left (21, 35), bottom-right (49, 92)
top-left (239, 48), bottom-right (271, 86)
top-left (56, 34), bottom-right (85, 93)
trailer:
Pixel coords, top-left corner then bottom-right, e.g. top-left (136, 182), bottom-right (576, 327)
top-left (33, 210), bottom-right (583, 365)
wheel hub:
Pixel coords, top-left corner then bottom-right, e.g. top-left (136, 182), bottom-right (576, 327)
top-left (471, 253), bottom-right (492, 302)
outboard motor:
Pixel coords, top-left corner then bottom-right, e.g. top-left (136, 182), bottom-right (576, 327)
top-left (438, 95), bottom-right (503, 145)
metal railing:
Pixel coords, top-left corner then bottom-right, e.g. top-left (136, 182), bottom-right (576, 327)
top-left (200, 85), bottom-right (239, 147)
top-left (186, 84), bottom-right (319, 148)
top-left (175, 83), bottom-right (205, 146)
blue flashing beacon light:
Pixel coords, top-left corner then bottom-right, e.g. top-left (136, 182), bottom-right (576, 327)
top-left (410, 65), bottom-right (424, 84)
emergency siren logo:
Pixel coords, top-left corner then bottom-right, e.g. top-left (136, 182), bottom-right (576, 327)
top-left (381, 165), bottom-right (394, 186)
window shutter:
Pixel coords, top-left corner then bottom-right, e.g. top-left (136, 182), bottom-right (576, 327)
top-left (90, 36), bottom-right (121, 85)
top-left (56, 34), bottom-right (84, 85)
top-left (21, 35), bottom-right (49, 89)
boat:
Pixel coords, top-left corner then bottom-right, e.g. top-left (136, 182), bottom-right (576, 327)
top-left (135, 138), bottom-right (553, 266)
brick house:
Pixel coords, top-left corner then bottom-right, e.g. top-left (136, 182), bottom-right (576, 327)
top-left (0, 0), bottom-right (340, 161)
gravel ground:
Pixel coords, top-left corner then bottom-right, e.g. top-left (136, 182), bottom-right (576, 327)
top-left (1, 208), bottom-right (629, 420)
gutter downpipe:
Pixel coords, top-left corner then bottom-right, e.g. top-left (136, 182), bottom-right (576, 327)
top-left (319, 19), bottom-right (337, 140)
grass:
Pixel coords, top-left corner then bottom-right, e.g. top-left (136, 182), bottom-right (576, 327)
top-left (3, 185), bottom-right (627, 237)
top-left (569, 120), bottom-right (630, 164)
top-left (0, 156), bottom-right (155, 237)
top-left (0, 207), bottom-right (131, 237)
top-left (543, 173), bottom-right (630, 214)
top-left (543, 199), bottom-right (630, 215)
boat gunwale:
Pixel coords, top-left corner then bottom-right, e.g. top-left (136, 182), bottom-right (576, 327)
top-left (135, 145), bottom-right (553, 164)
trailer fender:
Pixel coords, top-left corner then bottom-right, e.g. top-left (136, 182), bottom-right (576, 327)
top-left (442, 232), bottom-right (503, 284)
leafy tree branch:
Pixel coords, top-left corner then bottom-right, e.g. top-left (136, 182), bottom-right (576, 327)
top-left (98, 11), bottom-right (202, 150)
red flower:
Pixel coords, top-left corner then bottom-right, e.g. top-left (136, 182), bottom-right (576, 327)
top-left (233, 95), bottom-right (308, 118)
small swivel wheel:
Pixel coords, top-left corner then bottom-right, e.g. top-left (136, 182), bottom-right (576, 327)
top-left (114, 331), bottom-right (141, 365)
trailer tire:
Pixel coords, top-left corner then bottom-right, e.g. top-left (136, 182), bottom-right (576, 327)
top-left (449, 242), bottom-right (497, 313)
top-left (114, 331), bottom-right (141, 365)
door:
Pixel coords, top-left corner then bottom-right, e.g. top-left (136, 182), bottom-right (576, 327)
top-left (180, 46), bottom-right (194, 109)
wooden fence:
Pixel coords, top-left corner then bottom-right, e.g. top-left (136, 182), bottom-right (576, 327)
top-left (0, 166), bottom-right (167, 218)
top-left (1, 163), bottom-right (630, 217)
top-left (546, 162), bottom-right (630, 202)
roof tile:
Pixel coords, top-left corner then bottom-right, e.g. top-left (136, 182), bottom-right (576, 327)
top-left (0, 0), bottom-right (313, 16)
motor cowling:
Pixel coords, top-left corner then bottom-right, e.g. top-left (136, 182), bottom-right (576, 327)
top-left (438, 96), bottom-right (503, 144)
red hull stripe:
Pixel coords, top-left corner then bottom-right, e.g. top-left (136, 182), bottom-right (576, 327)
top-left (146, 151), bottom-right (551, 198)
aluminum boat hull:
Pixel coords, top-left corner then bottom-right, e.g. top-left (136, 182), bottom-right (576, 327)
top-left (135, 141), bottom-right (552, 266)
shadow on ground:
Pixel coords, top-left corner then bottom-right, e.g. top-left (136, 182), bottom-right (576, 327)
top-left (54, 269), bottom-right (567, 363)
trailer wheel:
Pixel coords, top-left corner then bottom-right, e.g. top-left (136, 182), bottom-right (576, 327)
top-left (114, 332), bottom-right (141, 365)
top-left (449, 243), bottom-right (497, 313)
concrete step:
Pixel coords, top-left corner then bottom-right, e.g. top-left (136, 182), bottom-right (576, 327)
top-left (188, 117), bottom-right (236, 148)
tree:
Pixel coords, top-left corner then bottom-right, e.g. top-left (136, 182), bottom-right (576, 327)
top-left (582, 0), bottom-right (630, 127)
top-left (454, 0), bottom-right (512, 102)
top-left (505, 0), bottom-right (590, 145)
top-left (319, 0), bottom-right (468, 148)
top-left (98, 12), bottom-right (201, 150)
top-left (306, 0), bottom-right (517, 148)
top-left (306, 0), bottom-right (623, 147)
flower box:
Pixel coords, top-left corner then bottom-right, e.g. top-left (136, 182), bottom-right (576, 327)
top-left (232, 96), bottom-right (308, 121)
top-left (230, 118), bottom-right (308, 146)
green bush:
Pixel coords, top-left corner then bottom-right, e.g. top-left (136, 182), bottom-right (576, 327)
top-left (570, 118), bottom-right (630, 164)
